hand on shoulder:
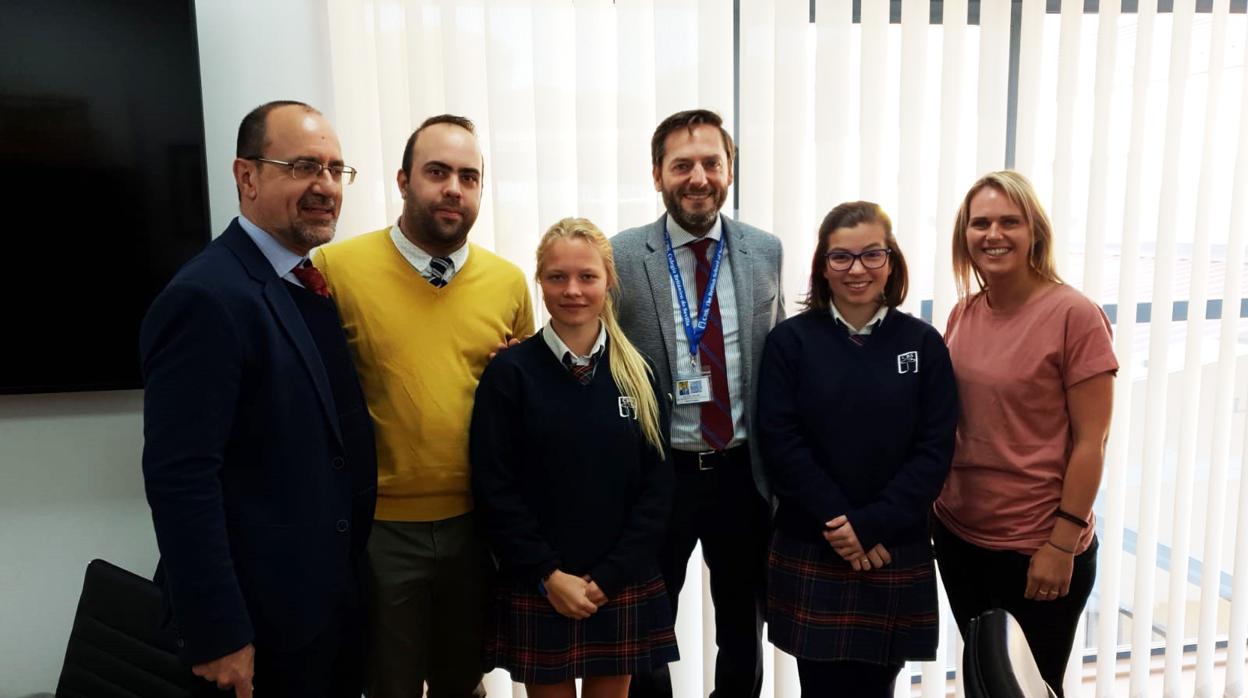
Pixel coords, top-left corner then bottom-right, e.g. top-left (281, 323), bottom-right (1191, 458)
top-left (489, 335), bottom-right (523, 360)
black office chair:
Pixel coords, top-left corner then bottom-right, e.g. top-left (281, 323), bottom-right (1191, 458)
top-left (55, 559), bottom-right (205, 698)
top-left (962, 608), bottom-right (1058, 698)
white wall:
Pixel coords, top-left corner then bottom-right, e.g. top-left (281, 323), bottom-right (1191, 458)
top-left (194, 0), bottom-right (335, 235)
top-left (0, 392), bottom-right (149, 697)
top-left (0, 2), bottom-right (335, 694)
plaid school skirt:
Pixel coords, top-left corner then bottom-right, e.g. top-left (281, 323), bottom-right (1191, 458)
top-left (486, 574), bottom-right (680, 685)
top-left (766, 530), bottom-right (940, 666)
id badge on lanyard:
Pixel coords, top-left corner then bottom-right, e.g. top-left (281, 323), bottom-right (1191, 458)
top-left (663, 225), bottom-right (724, 406)
top-left (674, 373), bottom-right (714, 405)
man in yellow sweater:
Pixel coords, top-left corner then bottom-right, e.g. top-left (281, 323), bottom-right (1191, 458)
top-left (314, 115), bottom-right (534, 698)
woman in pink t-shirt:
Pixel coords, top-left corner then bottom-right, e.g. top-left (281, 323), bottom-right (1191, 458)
top-left (932, 171), bottom-right (1117, 697)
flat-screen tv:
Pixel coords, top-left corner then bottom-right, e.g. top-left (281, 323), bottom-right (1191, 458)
top-left (0, 0), bottom-right (209, 394)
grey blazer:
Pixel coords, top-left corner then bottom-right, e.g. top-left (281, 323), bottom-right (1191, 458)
top-left (611, 213), bottom-right (785, 500)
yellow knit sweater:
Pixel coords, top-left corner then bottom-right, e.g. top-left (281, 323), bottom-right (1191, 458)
top-left (314, 229), bottom-right (535, 521)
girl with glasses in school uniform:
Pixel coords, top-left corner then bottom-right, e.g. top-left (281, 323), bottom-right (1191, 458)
top-left (758, 201), bottom-right (959, 697)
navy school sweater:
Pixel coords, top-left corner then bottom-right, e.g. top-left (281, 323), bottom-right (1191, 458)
top-left (469, 334), bottom-right (673, 598)
top-left (757, 308), bottom-right (958, 550)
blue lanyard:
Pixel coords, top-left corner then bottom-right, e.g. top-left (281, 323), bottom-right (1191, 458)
top-left (663, 224), bottom-right (725, 366)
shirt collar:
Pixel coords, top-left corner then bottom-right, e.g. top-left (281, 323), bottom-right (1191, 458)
top-left (665, 213), bottom-right (723, 249)
top-left (389, 222), bottom-right (470, 274)
top-left (830, 303), bottom-right (889, 336)
top-left (237, 215), bottom-right (307, 279)
top-left (542, 320), bottom-right (607, 366)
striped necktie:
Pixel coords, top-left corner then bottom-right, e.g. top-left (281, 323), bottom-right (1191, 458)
top-left (687, 238), bottom-right (733, 450)
top-left (562, 351), bottom-right (599, 385)
top-left (838, 319), bottom-right (865, 346)
top-left (837, 316), bottom-right (881, 346)
top-left (427, 256), bottom-right (453, 288)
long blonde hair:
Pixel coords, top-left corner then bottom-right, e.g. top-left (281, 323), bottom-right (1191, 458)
top-left (950, 170), bottom-right (1064, 300)
top-left (535, 218), bottom-right (665, 457)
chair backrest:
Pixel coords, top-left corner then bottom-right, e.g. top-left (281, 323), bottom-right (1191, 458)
top-left (962, 608), bottom-right (1056, 698)
top-left (55, 559), bottom-right (201, 698)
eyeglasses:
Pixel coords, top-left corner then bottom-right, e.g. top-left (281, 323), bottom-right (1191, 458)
top-left (825, 248), bottom-right (891, 271)
top-left (248, 157), bottom-right (358, 185)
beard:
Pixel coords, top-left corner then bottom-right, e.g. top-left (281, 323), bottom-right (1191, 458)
top-left (404, 196), bottom-right (479, 250)
top-left (661, 182), bottom-right (727, 235)
top-left (291, 221), bottom-right (335, 250)
top-left (291, 193), bottom-right (338, 249)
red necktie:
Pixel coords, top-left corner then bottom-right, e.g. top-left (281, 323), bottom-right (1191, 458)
top-left (292, 261), bottom-right (330, 298)
top-left (563, 351), bottom-right (600, 385)
top-left (688, 238), bottom-right (733, 450)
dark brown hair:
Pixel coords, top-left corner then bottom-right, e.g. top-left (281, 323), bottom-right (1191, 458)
top-left (401, 114), bottom-right (478, 177)
top-left (236, 100), bottom-right (318, 158)
top-left (650, 109), bottom-right (735, 170)
top-left (803, 201), bottom-right (909, 313)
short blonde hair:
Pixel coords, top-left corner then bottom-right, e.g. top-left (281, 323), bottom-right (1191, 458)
top-left (535, 218), bottom-right (665, 456)
top-left (950, 170), bottom-right (1063, 300)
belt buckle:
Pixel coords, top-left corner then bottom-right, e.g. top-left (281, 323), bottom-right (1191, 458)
top-left (696, 451), bottom-right (716, 471)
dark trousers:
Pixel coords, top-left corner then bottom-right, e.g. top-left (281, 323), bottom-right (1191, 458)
top-left (932, 518), bottom-right (1097, 698)
top-left (258, 594), bottom-right (364, 698)
top-left (221, 590), bottom-right (364, 698)
top-left (795, 659), bottom-right (901, 698)
top-left (629, 445), bottom-right (771, 698)
top-left (366, 513), bottom-right (493, 698)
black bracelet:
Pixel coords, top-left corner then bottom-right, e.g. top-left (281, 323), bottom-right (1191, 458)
top-left (1054, 508), bottom-right (1089, 528)
top-left (1046, 540), bottom-right (1076, 555)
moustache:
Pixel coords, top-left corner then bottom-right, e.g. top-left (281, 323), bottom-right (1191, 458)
top-left (433, 204), bottom-right (466, 216)
top-left (300, 194), bottom-right (336, 209)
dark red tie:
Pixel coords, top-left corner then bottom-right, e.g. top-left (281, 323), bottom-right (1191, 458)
top-left (688, 238), bottom-right (733, 450)
top-left (292, 261), bottom-right (330, 298)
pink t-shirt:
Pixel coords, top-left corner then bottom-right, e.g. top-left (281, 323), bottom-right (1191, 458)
top-left (933, 283), bottom-right (1118, 554)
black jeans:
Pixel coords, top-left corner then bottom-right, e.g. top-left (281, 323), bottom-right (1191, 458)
top-left (795, 659), bottom-right (901, 698)
top-left (628, 446), bottom-right (771, 698)
top-left (932, 517), bottom-right (1097, 698)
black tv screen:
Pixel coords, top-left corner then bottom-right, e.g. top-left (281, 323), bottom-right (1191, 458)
top-left (0, 0), bottom-right (209, 394)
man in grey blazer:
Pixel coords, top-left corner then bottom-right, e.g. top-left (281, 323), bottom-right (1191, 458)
top-left (611, 109), bottom-right (784, 698)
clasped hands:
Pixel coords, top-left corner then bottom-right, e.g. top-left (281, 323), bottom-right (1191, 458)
top-left (544, 569), bottom-right (609, 619)
top-left (824, 515), bottom-right (891, 571)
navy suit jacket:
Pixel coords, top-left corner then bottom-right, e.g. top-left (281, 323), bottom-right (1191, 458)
top-left (140, 220), bottom-right (376, 665)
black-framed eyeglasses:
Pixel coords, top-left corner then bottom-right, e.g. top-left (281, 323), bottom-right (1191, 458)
top-left (249, 157), bottom-right (358, 185)
top-left (825, 248), bottom-right (891, 271)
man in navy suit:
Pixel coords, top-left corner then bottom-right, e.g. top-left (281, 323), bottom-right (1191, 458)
top-left (140, 101), bottom-right (377, 698)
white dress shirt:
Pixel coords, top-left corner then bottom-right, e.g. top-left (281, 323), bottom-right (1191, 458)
top-left (389, 222), bottom-right (470, 282)
top-left (542, 320), bottom-right (607, 366)
top-left (665, 215), bottom-right (746, 451)
top-left (830, 303), bottom-right (889, 335)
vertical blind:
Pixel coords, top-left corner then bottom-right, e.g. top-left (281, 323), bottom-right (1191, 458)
top-left (325, 1), bottom-right (1248, 695)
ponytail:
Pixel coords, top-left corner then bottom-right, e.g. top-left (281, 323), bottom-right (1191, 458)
top-left (535, 218), bottom-right (665, 456)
